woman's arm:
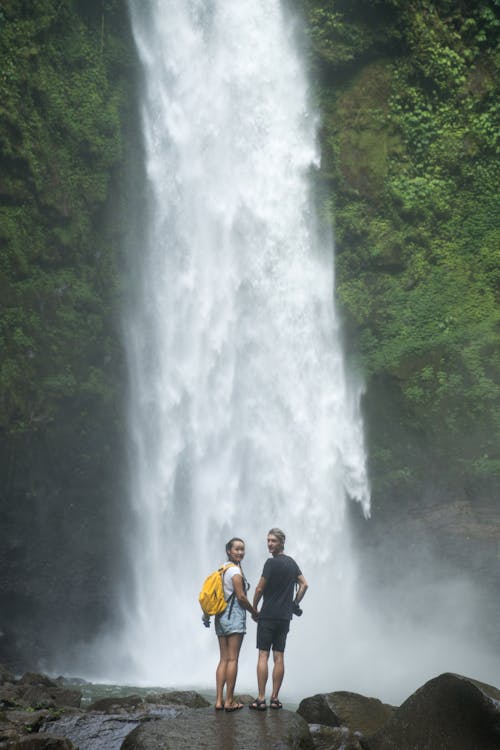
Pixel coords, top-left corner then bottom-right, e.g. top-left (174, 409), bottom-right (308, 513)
top-left (232, 573), bottom-right (257, 617)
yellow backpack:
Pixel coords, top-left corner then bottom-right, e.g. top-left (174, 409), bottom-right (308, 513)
top-left (199, 563), bottom-right (236, 616)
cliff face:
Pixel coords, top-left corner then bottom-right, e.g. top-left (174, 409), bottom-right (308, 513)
top-left (302, 0), bottom-right (499, 562)
top-left (0, 0), bottom-right (498, 669)
top-left (0, 0), bottom-right (135, 668)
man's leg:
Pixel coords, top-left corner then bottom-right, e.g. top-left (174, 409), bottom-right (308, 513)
top-left (256, 649), bottom-right (270, 701)
top-left (271, 650), bottom-right (285, 701)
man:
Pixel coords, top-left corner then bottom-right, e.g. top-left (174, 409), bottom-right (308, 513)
top-left (250, 527), bottom-right (308, 710)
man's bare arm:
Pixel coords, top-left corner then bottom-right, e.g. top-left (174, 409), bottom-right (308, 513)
top-left (294, 574), bottom-right (308, 605)
top-left (253, 575), bottom-right (267, 611)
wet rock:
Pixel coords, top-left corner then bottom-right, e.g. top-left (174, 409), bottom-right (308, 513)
top-left (366, 672), bottom-right (500, 750)
top-left (234, 694), bottom-right (254, 706)
top-left (87, 696), bottom-right (145, 713)
top-left (297, 692), bottom-right (394, 736)
top-left (19, 687), bottom-right (81, 710)
top-left (54, 678), bottom-right (89, 688)
top-left (143, 691), bottom-right (210, 709)
top-left (0, 685), bottom-right (25, 709)
top-left (309, 724), bottom-right (364, 750)
top-left (3, 734), bottom-right (75, 748)
top-left (41, 710), bottom-right (149, 750)
top-left (19, 675), bottom-right (58, 688)
top-left (0, 666), bottom-right (15, 686)
top-left (86, 690), bottom-right (210, 714)
top-left (1, 708), bottom-right (53, 735)
top-left (121, 706), bottom-right (314, 749)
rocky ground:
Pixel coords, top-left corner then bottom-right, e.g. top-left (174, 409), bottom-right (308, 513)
top-left (1, 665), bottom-right (499, 749)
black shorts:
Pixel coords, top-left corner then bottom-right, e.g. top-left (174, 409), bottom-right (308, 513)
top-left (256, 618), bottom-right (290, 652)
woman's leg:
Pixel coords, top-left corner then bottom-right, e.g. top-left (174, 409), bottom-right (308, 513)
top-left (224, 633), bottom-right (244, 708)
top-left (216, 636), bottom-right (229, 708)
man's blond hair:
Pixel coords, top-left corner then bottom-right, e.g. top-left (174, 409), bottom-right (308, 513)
top-left (268, 527), bottom-right (286, 548)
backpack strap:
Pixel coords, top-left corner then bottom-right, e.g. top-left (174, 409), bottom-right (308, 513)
top-left (221, 562), bottom-right (239, 619)
top-left (227, 566), bottom-right (250, 618)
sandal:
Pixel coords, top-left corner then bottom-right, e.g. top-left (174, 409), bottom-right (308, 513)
top-left (270, 698), bottom-right (283, 709)
top-left (225, 701), bottom-right (244, 712)
top-left (249, 698), bottom-right (267, 711)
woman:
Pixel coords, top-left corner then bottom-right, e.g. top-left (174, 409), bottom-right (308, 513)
top-left (213, 537), bottom-right (257, 711)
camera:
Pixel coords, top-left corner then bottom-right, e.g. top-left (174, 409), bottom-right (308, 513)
top-left (292, 602), bottom-right (302, 617)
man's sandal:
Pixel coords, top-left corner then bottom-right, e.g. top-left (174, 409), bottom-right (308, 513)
top-left (270, 698), bottom-right (283, 709)
top-left (249, 698), bottom-right (267, 710)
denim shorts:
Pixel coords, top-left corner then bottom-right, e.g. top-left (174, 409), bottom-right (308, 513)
top-left (214, 598), bottom-right (247, 636)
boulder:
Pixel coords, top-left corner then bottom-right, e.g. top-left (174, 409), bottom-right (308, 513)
top-left (0, 664), bottom-right (15, 685)
top-left (1, 708), bottom-right (52, 734)
top-left (40, 709), bottom-right (144, 749)
top-left (19, 674), bottom-right (58, 688)
top-left (297, 692), bottom-right (395, 736)
top-left (0, 684), bottom-right (25, 708)
top-left (121, 706), bottom-right (314, 749)
top-left (143, 691), bottom-right (210, 709)
top-left (54, 677), bottom-right (89, 687)
top-left (86, 690), bottom-right (210, 713)
top-left (365, 672), bottom-right (500, 750)
top-left (19, 686), bottom-right (81, 709)
top-left (87, 695), bottom-right (145, 713)
top-left (309, 723), bottom-right (364, 750)
top-left (3, 734), bottom-right (75, 748)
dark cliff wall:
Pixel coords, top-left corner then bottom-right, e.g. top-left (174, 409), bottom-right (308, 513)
top-left (301, 0), bottom-right (499, 602)
top-left (0, 0), bottom-right (136, 669)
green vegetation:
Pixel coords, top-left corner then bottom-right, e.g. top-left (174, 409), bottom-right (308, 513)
top-left (0, 0), bottom-right (134, 665)
top-left (302, 0), bottom-right (500, 493)
top-left (0, 0), bottom-right (131, 440)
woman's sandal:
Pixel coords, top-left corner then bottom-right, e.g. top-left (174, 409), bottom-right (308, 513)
top-left (270, 698), bottom-right (283, 709)
top-left (249, 698), bottom-right (267, 711)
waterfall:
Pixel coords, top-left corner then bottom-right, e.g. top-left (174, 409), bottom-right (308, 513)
top-left (120, 0), bottom-right (370, 692)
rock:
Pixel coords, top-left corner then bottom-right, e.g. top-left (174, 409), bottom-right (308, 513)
top-left (309, 724), bottom-right (364, 750)
top-left (366, 672), bottom-right (500, 750)
top-left (0, 665), bottom-right (15, 685)
top-left (297, 692), bottom-right (395, 736)
top-left (3, 734), bottom-right (76, 748)
top-left (1, 708), bottom-right (52, 735)
top-left (41, 710), bottom-right (146, 750)
top-left (234, 694), bottom-right (254, 706)
top-left (0, 685), bottom-right (25, 708)
top-left (19, 674), bottom-right (58, 688)
top-left (86, 690), bottom-right (210, 713)
top-left (19, 686), bottom-right (82, 710)
top-left (87, 695), bottom-right (145, 713)
top-left (54, 677), bottom-right (89, 687)
top-left (121, 706), bottom-right (314, 749)
top-left (143, 691), bottom-right (210, 709)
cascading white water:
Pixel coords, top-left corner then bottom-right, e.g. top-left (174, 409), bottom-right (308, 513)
top-left (121, 0), bottom-right (370, 693)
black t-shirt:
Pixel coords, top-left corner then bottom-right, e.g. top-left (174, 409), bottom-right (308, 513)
top-left (260, 554), bottom-right (302, 621)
